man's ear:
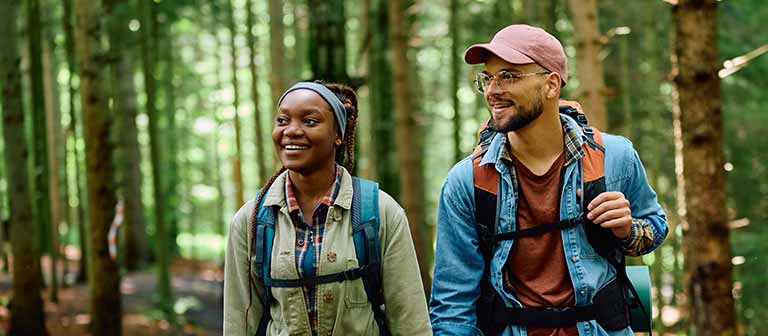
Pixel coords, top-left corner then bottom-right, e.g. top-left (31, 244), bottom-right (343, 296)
top-left (335, 137), bottom-right (342, 146)
top-left (545, 73), bottom-right (562, 99)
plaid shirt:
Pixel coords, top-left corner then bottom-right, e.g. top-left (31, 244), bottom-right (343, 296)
top-left (284, 165), bottom-right (343, 335)
top-left (498, 115), bottom-right (654, 255)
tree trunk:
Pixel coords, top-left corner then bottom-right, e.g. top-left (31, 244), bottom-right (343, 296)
top-left (28, 0), bottom-right (54, 264)
top-left (450, 0), bottom-right (461, 163)
top-left (75, 0), bottom-right (123, 333)
top-left (227, 0), bottom-right (245, 208)
top-left (139, 0), bottom-right (173, 321)
top-left (367, 0), bottom-right (398, 199)
top-left (388, 0), bottom-right (432, 299)
top-left (672, 0), bottom-right (736, 334)
top-left (1, 1), bottom-right (49, 334)
top-left (42, 7), bottom-right (62, 301)
top-left (62, 0), bottom-right (89, 283)
top-left (289, 0), bottom-right (307, 81)
top-left (566, 0), bottom-right (608, 130)
top-left (308, 0), bottom-right (349, 82)
top-left (268, 0), bottom-right (289, 102)
top-left (210, 3), bottom-right (227, 259)
top-left (163, 26), bottom-right (180, 258)
top-left (246, 0), bottom-right (267, 184)
top-left (105, 0), bottom-right (149, 271)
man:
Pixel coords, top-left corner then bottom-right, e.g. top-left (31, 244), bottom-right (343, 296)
top-left (429, 24), bottom-right (667, 336)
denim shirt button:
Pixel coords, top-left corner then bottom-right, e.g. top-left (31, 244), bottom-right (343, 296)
top-left (571, 255), bottom-right (579, 262)
top-left (580, 289), bottom-right (587, 296)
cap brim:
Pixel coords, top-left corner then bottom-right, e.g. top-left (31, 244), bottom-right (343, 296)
top-left (464, 43), bottom-right (535, 65)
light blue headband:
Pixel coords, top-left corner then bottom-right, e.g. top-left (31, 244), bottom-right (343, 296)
top-left (277, 82), bottom-right (348, 138)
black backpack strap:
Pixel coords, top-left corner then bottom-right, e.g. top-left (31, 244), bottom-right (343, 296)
top-left (351, 177), bottom-right (390, 336)
top-left (252, 192), bottom-right (277, 336)
top-left (491, 217), bottom-right (583, 242)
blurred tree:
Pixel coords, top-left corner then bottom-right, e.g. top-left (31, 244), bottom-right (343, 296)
top-left (247, 0), bottom-right (267, 184)
top-left (672, 0), bottom-right (737, 334)
top-left (0, 1), bottom-right (48, 333)
top-left (366, 0), bottom-right (399, 199)
top-left (62, 0), bottom-right (89, 284)
top-left (450, 0), bottom-right (462, 163)
top-left (308, 0), bottom-right (349, 83)
top-left (227, 0), bottom-right (245, 208)
top-left (567, 0), bottom-right (608, 130)
top-left (75, 0), bottom-right (122, 333)
top-left (42, 0), bottom-right (62, 302)
top-left (388, 0), bottom-right (432, 298)
top-left (28, 0), bottom-right (55, 278)
top-left (105, 0), bottom-right (149, 271)
top-left (162, 23), bottom-right (181, 257)
top-left (268, 0), bottom-right (289, 102)
top-left (139, 0), bottom-right (174, 321)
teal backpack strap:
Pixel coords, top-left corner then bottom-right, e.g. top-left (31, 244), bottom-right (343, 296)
top-left (252, 191), bottom-right (276, 336)
top-left (351, 177), bottom-right (390, 336)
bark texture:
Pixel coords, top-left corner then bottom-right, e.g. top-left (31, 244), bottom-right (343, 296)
top-left (672, 0), bottom-right (737, 334)
top-left (567, 0), bottom-right (608, 130)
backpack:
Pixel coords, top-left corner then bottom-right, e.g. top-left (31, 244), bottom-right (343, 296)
top-left (471, 101), bottom-right (651, 334)
top-left (251, 177), bottom-right (390, 336)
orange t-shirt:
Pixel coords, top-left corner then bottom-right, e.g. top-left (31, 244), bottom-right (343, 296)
top-left (503, 152), bottom-right (578, 336)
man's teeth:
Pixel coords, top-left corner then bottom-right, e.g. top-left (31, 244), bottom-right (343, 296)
top-left (285, 145), bottom-right (309, 150)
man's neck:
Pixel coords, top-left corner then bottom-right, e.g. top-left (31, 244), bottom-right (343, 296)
top-left (506, 103), bottom-right (564, 175)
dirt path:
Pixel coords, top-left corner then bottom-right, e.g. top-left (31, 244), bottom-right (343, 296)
top-left (0, 259), bottom-right (223, 335)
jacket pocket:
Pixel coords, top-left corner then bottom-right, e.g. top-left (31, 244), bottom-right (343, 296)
top-left (344, 258), bottom-right (370, 308)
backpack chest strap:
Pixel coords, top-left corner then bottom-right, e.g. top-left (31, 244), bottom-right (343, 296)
top-left (266, 263), bottom-right (378, 288)
top-left (489, 217), bottom-right (583, 242)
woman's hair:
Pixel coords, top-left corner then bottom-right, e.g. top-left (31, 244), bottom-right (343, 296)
top-left (242, 81), bottom-right (359, 324)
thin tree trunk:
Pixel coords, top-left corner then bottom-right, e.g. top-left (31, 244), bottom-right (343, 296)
top-left (308, 0), bottom-right (349, 82)
top-left (163, 26), bottom-right (180, 258)
top-left (268, 0), bottom-right (289, 102)
top-left (388, 0), bottom-right (432, 299)
top-left (210, 3), bottom-right (227, 259)
top-left (672, 0), bottom-right (736, 334)
top-left (105, 0), bottom-right (149, 271)
top-left (28, 0), bottom-right (54, 267)
top-left (566, 0), bottom-right (608, 130)
top-left (247, 0), bottom-right (267, 184)
top-left (42, 7), bottom-right (61, 302)
top-left (1, 1), bottom-right (49, 333)
top-left (75, 0), bottom-right (123, 333)
top-left (367, 0), bottom-right (398, 199)
top-left (139, 0), bottom-right (174, 321)
top-left (289, 0), bottom-right (307, 81)
top-left (450, 0), bottom-right (461, 163)
top-left (62, 0), bottom-right (89, 283)
top-left (227, 0), bottom-right (245, 208)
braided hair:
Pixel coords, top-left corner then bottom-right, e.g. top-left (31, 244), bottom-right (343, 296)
top-left (243, 81), bottom-right (359, 325)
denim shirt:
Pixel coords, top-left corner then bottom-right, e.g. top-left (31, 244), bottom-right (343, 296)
top-left (429, 116), bottom-right (668, 336)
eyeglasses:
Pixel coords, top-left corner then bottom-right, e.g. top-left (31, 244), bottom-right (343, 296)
top-left (474, 70), bottom-right (551, 93)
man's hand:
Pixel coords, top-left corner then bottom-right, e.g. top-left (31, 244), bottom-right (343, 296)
top-left (585, 191), bottom-right (632, 240)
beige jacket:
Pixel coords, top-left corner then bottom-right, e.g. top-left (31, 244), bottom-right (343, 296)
top-left (224, 169), bottom-right (432, 336)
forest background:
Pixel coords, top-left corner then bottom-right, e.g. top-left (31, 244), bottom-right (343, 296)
top-left (0, 0), bottom-right (765, 335)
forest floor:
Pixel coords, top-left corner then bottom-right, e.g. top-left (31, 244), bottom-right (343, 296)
top-left (0, 257), bottom-right (223, 335)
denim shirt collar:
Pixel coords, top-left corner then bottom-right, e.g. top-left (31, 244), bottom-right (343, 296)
top-left (479, 114), bottom-right (589, 169)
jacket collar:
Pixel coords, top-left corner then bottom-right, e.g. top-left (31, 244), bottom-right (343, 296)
top-left (262, 166), bottom-right (354, 210)
top-left (479, 114), bottom-right (588, 168)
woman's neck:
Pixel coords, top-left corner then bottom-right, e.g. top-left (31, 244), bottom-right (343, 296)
top-left (287, 163), bottom-right (338, 209)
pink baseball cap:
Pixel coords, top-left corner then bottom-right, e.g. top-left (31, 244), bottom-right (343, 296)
top-left (464, 24), bottom-right (568, 85)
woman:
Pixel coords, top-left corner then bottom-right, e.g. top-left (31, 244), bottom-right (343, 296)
top-left (224, 81), bottom-right (431, 336)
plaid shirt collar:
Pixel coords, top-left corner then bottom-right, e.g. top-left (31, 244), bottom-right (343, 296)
top-left (499, 115), bottom-right (585, 166)
top-left (284, 165), bottom-right (344, 221)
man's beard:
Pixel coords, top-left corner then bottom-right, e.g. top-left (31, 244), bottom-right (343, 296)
top-left (490, 94), bottom-right (544, 133)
